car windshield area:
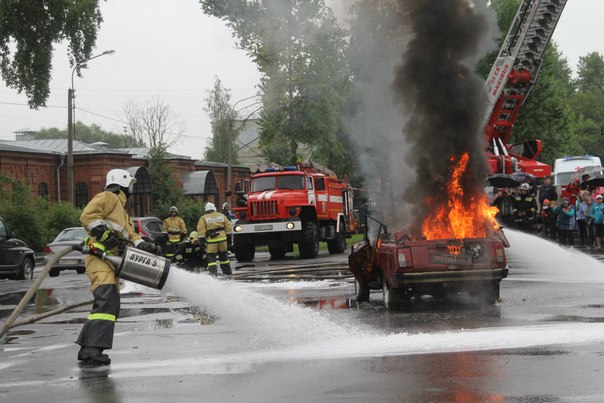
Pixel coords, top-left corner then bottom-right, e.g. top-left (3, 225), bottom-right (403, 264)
top-left (251, 175), bottom-right (305, 192)
top-left (55, 228), bottom-right (87, 242)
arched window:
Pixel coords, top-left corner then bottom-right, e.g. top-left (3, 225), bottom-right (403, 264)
top-left (38, 182), bottom-right (49, 198)
top-left (76, 182), bottom-right (89, 208)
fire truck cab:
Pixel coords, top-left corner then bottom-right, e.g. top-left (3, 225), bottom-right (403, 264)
top-left (232, 162), bottom-right (354, 261)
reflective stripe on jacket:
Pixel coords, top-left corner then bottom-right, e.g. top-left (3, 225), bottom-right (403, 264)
top-left (197, 211), bottom-right (232, 243)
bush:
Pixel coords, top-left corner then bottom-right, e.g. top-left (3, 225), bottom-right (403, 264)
top-left (47, 203), bottom-right (83, 238)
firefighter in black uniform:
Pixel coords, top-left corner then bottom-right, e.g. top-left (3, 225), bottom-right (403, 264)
top-left (512, 183), bottom-right (538, 232)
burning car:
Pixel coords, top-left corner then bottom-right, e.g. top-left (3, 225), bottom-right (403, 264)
top-left (349, 154), bottom-right (509, 310)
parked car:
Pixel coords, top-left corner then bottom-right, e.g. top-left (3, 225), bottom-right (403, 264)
top-left (43, 227), bottom-right (88, 277)
top-left (0, 217), bottom-right (36, 280)
top-left (131, 217), bottom-right (165, 243)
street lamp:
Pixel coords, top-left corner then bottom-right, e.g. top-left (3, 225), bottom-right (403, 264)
top-left (67, 49), bottom-right (115, 205)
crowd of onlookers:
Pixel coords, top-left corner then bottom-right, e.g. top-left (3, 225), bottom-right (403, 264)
top-left (491, 175), bottom-right (604, 249)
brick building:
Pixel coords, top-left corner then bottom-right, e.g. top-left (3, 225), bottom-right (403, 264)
top-left (0, 139), bottom-right (250, 216)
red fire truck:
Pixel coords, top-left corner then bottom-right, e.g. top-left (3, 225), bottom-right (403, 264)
top-left (483, 0), bottom-right (567, 179)
top-left (232, 161), bottom-right (354, 262)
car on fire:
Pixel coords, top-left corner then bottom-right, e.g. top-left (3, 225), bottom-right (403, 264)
top-left (0, 216), bottom-right (36, 280)
top-left (43, 227), bottom-right (88, 277)
top-left (348, 217), bottom-right (509, 310)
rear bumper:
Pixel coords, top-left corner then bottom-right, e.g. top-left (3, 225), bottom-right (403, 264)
top-left (391, 267), bottom-right (508, 287)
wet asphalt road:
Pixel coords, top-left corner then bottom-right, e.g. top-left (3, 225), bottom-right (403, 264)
top-left (3, 240), bottom-right (604, 402)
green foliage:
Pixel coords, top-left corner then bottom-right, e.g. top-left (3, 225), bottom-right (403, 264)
top-left (35, 122), bottom-right (139, 148)
top-left (46, 202), bottom-right (83, 238)
top-left (200, 0), bottom-right (356, 174)
top-left (152, 198), bottom-right (204, 235)
top-left (147, 146), bottom-right (183, 208)
top-left (574, 52), bottom-right (604, 95)
top-left (0, 173), bottom-right (80, 250)
top-left (0, 0), bottom-right (103, 108)
top-left (203, 76), bottom-right (241, 164)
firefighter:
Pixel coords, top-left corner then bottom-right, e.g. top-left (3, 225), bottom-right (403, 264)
top-left (77, 169), bottom-right (156, 365)
top-left (512, 183), bottom-right (538, 232)
top-left (197, 202), bottom-right (232, 275)
top-left (163, 206), bottom-right (187, 262)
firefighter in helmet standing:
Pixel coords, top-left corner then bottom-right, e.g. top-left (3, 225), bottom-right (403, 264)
top-left (163, 206), bottom-right (187, 262)
top-left (197, 202), bottom-right (232, 275)
top-left (512, 183), bottom-right (538, 232)
top-left (77, 169), bottom-right (156, 365)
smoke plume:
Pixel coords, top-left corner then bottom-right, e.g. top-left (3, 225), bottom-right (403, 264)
top-left (392, 0), bottom-right (497, 233)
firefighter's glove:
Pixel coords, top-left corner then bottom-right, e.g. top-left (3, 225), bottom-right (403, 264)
top-left (91, 225), bottom-right (120, 251)
top-left (136, 241), bottom-right (157, 254)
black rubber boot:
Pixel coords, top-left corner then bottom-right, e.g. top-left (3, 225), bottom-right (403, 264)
top-left (78, 347), bottom-right (111, 365)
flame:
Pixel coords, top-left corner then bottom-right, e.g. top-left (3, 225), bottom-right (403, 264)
top-left (422, 153), bottom-right (500, 240)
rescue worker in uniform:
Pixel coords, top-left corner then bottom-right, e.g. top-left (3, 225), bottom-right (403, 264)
top-left (512, 183), bottom-right (538, 232)
top-left (162, 206), bottom-right (187, 262)
top-left (77, 169), bottom-right (156, 365)
top-left (197, 202), bottom-right (232, 275)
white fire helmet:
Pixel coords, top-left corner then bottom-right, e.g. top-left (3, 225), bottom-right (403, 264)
top-left (519, 183), bottom-right (531, 191)
top-left (205, 202), bottom-right (216, 212)
top-left (106, 169), bottom-right (136, 189)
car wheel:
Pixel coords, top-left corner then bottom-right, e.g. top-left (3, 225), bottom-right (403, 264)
top-left (16, 259), bottom-right (34, 280)
top-left (48, 268), bottom-right (61, 277)
top-left (299, 221), bottom-right (319, 259)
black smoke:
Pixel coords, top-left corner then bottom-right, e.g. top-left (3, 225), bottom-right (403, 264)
top-left (392, 0), bottom-right (495, 234)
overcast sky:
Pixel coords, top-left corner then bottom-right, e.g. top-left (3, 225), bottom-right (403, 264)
top-left (0, 0), bottom-right (601, 160)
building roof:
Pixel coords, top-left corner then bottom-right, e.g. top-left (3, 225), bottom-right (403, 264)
top-left (0, 139), bottom-right (191, 160)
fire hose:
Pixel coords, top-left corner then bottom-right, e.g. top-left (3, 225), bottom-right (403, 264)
top-left (0, 245), bottom-right (77, 340)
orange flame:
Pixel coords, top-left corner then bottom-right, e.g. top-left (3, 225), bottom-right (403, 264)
top-left (422, 152), bottom-right (500, 240)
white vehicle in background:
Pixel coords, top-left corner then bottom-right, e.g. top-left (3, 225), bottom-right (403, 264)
top-left (552, 155), bottom-right (603, 186)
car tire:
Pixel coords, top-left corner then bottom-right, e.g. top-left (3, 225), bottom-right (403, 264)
top-left (299, 221), bottom-right (319, 259)
top-left (327, 223), bottom-right (346, 254)
top-left (16, 259), bottom-right (34, 280)
top-left (48, 268), bottom-right (61, 277)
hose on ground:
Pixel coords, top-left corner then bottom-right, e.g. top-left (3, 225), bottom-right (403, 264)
top-left (0, 246), bottom-right (76, 340)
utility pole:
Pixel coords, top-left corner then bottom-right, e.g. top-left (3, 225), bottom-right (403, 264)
top-left (66, 50), bottom-right (115, 205)
top-left (67, 88), bottom-right (74, 204)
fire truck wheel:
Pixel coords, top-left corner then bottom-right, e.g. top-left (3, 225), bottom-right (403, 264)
top-left (268, 245), bottom-right (287, 260)
top-left (327, 225), bottom-right (346, 254)
top-left (299, 221), bottom-right (319, 259)
top-left (234, 237), bottom-right (255, 262)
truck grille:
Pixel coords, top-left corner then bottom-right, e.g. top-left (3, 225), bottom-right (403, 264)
top-left (250, 200), bottom-right (278, 218)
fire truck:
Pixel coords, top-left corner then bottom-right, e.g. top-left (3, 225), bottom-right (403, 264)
top-left (483, 0), bottom-right (567, 179)
top-left (232, 161), bottom-right (354, 262)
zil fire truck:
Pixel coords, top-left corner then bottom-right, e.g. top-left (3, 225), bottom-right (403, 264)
top-left (483, 0), bottom-right (567, 179)
top-left (348, 0), bottom-right (566, 310)
top-left (231, 161), bottom-right (354, 262)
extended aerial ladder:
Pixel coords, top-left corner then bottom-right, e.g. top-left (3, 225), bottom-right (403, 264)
top-left (483, 0), bottom-right (567, 179)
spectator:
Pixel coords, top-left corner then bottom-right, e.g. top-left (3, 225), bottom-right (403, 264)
top-left (576, 191), bottom-right (591, 247)
top-left (561, 179), bottom-right (581, 207)
top-left (591, 195), bottom-right (604, 250)
top-left (553, 197), bottom-right (575, 246)
top-left (585, 196), bottom-right (595, 248)
top-left (547, 200), bottom-right (559, 241)
top-left (540, 199), bottom-right (552, 238)
top-left (538, 175), bottom-right (558, 206)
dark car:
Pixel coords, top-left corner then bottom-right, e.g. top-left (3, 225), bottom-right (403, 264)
top-left (43, 227), bottom-right (88, 277)
top-left (0, 217), bottom-right (36, 280)
top-left (131, 217), bottom-right (165, 242)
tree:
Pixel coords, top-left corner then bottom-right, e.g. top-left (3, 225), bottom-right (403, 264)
top-left (203, 77), bottom-right (240, 164)
top-left (574, 52), bottom-right (604, 95)
top-left (122, 96), bottom-right (185, 149)
top-left (200, 0), bottom-right (355, 171)
top-left (34, 122), bottom-right (142, 148)
top-left (0, 0), bottom-right (103, 108)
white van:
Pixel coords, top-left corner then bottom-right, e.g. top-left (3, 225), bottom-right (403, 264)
top-left (552, 155), bottom-right (603, 186)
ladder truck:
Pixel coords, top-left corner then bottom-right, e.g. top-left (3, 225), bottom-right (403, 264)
top-left (483, 0), bottom-right (567, 179)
